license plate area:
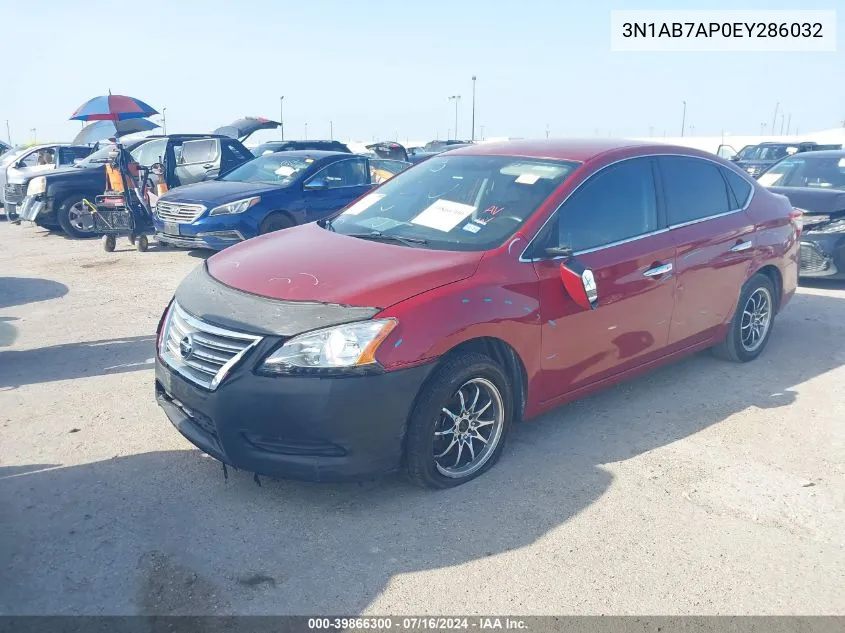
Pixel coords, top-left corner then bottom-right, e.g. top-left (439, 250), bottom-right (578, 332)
top-left (163, 221), bottom-right (180, 235)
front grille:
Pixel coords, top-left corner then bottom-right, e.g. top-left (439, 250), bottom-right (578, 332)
top-left (799, 242), bottom-right (830, 274)
top-left (160, 302), bottom-right (262, 390)
top-left (4, 183), bottom-right (25, 204)
top-left (156, 201), bottom-right (206, 223)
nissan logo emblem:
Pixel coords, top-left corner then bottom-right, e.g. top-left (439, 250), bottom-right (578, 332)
top-left (179, 333), bottom-right (195, 360)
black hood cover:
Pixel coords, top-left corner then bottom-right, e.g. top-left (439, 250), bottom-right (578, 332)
top-left (213, 117), bottom-right (280, 141)
top-left (768, 187), bottom-right (845, 215)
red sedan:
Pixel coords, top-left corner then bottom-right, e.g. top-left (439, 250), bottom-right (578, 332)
top-left (155, 139), bottom-right (800, 488)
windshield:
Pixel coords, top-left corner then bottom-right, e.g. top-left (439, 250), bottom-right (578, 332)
top-left (739, 145), bottom-right (797, 161)
top-left (758, 156), bottom-right (845, 190)
top-left (221, 154), bottom-right (314, 185)
top-left (73, 144), bottom-right (116, 167)
top-left (329, 155), bottom-right (579, 251)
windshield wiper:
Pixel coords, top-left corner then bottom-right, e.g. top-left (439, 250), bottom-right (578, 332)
top-left (345, 231), bottom-right (428, 247)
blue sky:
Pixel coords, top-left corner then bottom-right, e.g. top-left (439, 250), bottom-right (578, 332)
top-left (2, 0), bottom-right (842, 145)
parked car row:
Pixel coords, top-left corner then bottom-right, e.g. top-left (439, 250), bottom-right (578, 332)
top-left (154, 139), bottom-right (801, 488)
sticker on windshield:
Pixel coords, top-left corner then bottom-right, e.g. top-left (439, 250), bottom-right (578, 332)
top-left (343, 193), bottom-right (385, 216)
top-left (756, 173), bottom-right (781, 187)
top-left (462, 222), bottom-right (481, 234)
top-left (515, 173), bottom-right (540, 185)
top-left (839, 158), bottom-right (845, 168)
top-left (411, 199), bottom-right (476, 232)
top-left (275, 165), bottom-right (296, 177)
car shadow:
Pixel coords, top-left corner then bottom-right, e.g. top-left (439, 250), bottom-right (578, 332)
top-left (1, 291), bottom-right (843, 615)
top-left (0, 335), bottom-right (156, 388)
top-left (0, 277), bottom-right (68, 310)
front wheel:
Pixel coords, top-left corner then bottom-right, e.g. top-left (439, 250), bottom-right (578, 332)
top-left (713, 273), bottom-right (776, 363)
top-left (103, 235), bottom-right (116, 252)
top-left (57, 196), bottom-right (95, 239)
top-left (259, 212), bottom-right (294, 235)
top-left (405, 352), bottom-right (512, 489)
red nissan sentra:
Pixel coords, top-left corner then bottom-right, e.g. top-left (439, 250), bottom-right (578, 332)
top-left (155, 139), bottom-right (800, 488)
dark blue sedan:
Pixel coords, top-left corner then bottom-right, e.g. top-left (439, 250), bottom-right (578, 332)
top-left (153, 151), bottom-right (377, 250)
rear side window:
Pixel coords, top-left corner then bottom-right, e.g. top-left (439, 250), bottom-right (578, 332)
top-left (659, 156), bottom-right (730, 225)
top-left (721, 168), bottom-right (753, 210)
top-left (557, 157), bottom-right (658, 252)
top-left (178, 139), bottom-right (219, 165)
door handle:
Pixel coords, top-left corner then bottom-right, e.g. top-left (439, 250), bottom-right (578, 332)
top-left (643, 263), bottom-right (673, 277)
top-left (202, 163), bottom-right (214, 169)
top-left (730, 240), bottom-right (753, 252)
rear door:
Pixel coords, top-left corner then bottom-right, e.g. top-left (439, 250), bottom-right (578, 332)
top-left (303, 156), bottom-right (373, 219)
top-left (657, 156), bottom-right (756, 348)
top-left (533, 156), bottom-right (677, 401)
top-left (173, 138), bottom-right (222, 185)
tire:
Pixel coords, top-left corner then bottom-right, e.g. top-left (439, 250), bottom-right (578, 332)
top-left (713, 273), bottom-right (776, 363)
top-left (103, 235), bottom-right (116, 252)
top-left (57, 196), bottom-right (95, 239)
top-left (136, 234), bottom-right (149, 252)
top-left (405, 352), bottom-right (513, 489)
top-left (259, 212), bottom-right (294, 235)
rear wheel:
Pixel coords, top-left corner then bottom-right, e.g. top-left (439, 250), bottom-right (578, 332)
top-left (57, 196), bottom-right (94, 238)
top-left (259, 212), bottom-right (294, 235)
top-left (405, 352), bottom-right (512, 489)
top-left (103, 235), bottom-right (116, 252)
top-left (136, 234), bottom-right (149, 252)
top-left (713, 273), bottom-right (776, 363)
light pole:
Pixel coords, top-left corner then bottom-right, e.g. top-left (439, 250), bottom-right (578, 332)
top-left (279, 96), bottom-right (284, 141)
top-left (545, 124), bottom-right (550, 138)
top-left (471, 75), bottom-right (477, 141)
top-left (786, 113), bottom-right (792, 135)
top-left (681, 101), bottom-right (687, 137)
top-left (771, 102), bottom-right (779, 135)
top-left (161, 107), bottom-right (167, 136)
top-left (480, 125), bottom-right (485, 140)
top-left (649, 126), bottom-right (654, 137)
top-left (780, 114), bottom-right (785, 136)
top-left (30, 128), bottom-right (36, 144)
top-left (761, 122), bottom-right (767, 135)
top-left (448, 95), bottom-right (461, 140)
top-left (304, 122), bottom-right (308, 140)
top-left (330, 120), bottom-right (333, 139)
top-left (5, 120), bottom-right (10, 145)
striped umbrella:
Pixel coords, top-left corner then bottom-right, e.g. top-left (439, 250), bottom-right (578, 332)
top-left (70, 94), bottom-right (158, 121)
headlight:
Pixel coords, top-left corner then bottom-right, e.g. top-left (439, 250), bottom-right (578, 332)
top-left (26, 176), bottom-right (46, 196)
top-left (259, 318), bottom-right (398, 375)
top-left (208, 196), bottom-right (260, 216)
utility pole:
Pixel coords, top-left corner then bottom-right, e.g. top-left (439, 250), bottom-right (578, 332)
top-left (279, 96), bottom-right (284, 141)
top-left (681, 101), bottom-right (687, 137)
top-left (471, 75), bottom-right (477, 141)
top-left (330, 120), bottom-right (333, 139)
top-left (771, 102), bottom-right (779, 135)
top-left (30, 128), bottom-right (36, 144)
top-left (545, 124), bottom-right (550, 138)
top-left (786, 114), bottom-right (792, 135)
top-left (304, 122), bottom-right (308, 140)
top-left (448, 95), bottom-right (461, 140)
top-left (480, 125), bottom-right (485, 140)
top-left (780, 114), bottom-right (785, 136)
top-left (5, 120), bottom-right (10, 145)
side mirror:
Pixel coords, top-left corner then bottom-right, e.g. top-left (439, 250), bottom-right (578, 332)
top-left (729, 155), bottom-right (740, 162)
top-left (560, 258), bottom-right (599, 311)
top-left (304, 178), bottom-right (328, 191)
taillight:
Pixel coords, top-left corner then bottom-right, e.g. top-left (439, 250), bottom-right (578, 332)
top-left (788, 207), bottom-right (804, 236)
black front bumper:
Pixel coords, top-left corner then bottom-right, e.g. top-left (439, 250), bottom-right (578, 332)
top-left (155, 356), bottom-right (435, 482)
top-left (800, 234), bottom-right (845, 279)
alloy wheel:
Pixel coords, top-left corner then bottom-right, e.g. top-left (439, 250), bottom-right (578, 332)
top-left (433, 377), bottom-right (505, 479)
top-left (740, 287), bottom-right (772, 352)
top-left (68, 202), bottom-right (94, 232)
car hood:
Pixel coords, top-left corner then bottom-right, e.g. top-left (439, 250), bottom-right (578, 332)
top-left (160, 180), bottom-right (283, 206)
top-left (767, 186), bottom-right (845, 215)
top-left (206, 222), bottom-right (483, 308)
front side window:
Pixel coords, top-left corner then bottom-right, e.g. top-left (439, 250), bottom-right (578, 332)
top-left (659, 156), bottom-right (730, 225)
top-left (310, 158), bottom-right (369, 188)
top-left (330, 155), bottom-right (578, 251)
top-left (757, 156), bottom-right (845, 190)
top-left (19, 148), bottom-right (56, 168)
top-left (131, 138), bottom-right (168, 166)
top-left (554, 158), bottom-right (658, 252)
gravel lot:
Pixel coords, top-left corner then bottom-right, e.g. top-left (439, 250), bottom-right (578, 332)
top-left (1, 219), bottom-right (843, 616)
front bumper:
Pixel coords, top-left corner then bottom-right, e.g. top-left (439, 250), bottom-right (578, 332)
top-left (799, 235), bottom-right (845, 279)
top-left (153, 211), bottom-right (263, 250)
top-left (155, 355), bottom-right (435, 482)
top-left (17, 195), bottom-right (52, 223)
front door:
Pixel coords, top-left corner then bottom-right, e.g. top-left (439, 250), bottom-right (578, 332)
top-left (303, 157), bottom-right (373, 220)
top-left (656, 156), bottom-right (758, 348)
top-left (532, 156), bottom-right (677, 403)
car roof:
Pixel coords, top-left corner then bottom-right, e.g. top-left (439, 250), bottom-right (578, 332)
top-left (784, 149), bottom-right (845, 158)
top-left (445, 138), bottom-right (688, 162)
top-left (262, 150), bottom-right (349, 158)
